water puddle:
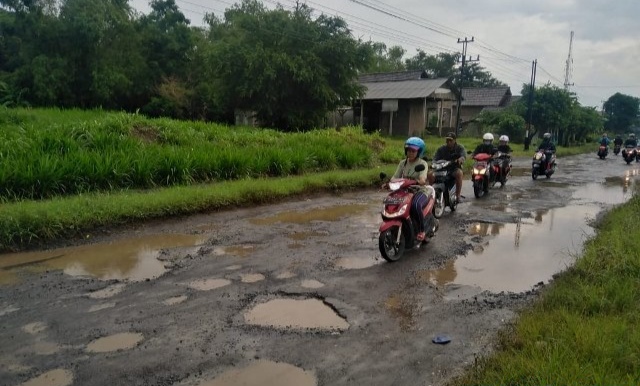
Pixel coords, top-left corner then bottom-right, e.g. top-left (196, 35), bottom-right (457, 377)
top-left (334, 252), bottom-right (382, 270)
top-left (19, 368), bottom-right (73, 386)
top-left (86, 332), bottom-right (144, 353)
top-left (197, 360), bottom-right (316, 386)
top-left (249, 204), bottom-right (369, 225)
top-left (213, 245), bottom-right (256, 257)
top-left (275, 271), bottom-right (296, 279)
top-left (244, 298), bottom-right (349, 331)
top-left (287, 231), bottom-right (328, 240)
top-left (429, 204), bottom-right (600, 293)
top-left (163, 295), bottom-right (188, 306)
top-left (87, 303), bottom-right (116, 313)
top-left (0, 234), bottom-right (206, 284)
top-left (240, 273), bottom-right (265, 283)
top-left (187, 278), bottom-right (232, 291)
top-left (87, 283), bottom-right (127, 299)
top-left (384, 293), bottom-right (418, 331)
top-left (22, 322), bottom-right (47, 335)
top-left (574, 181), bottom-right (636, 205)
top-left (300, 279), bottom-right (325, 289)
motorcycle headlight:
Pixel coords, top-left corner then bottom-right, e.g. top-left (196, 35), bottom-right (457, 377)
top-left (388, 181), bottom-right (403, 191)
top-left (473, 168), bottom-right (486, 174)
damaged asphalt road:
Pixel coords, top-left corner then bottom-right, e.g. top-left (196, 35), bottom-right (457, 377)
top-left (1, 153), bottom-right (638, 386)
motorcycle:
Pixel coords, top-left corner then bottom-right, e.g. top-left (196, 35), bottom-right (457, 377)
top-left (597, 145), bottom-right (608, 159)
top-left (378, 164), bottom-right (438, 262)
top-left (636, 146), bottom-right (640, 163)
top-left (491, 151), bottom-right (512, 187)
top-left (622, 146), bottom-right (636, 164)
top-left (471, 152), bottom-right (493, 198)
top-left (613, 143), bottom-right (621, 156)
top-left (430, 159), bottom-right (458, 218)
top-left (532, 150), bottom-right (556, 179)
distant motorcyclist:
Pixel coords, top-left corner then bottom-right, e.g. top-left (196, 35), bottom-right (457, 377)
top-left (599, 133), bottom-right (611, 147)
top-left (495, 135), bottom-right (513, 180)
top-left (537, 132), bottom-right (556, 168)
top-left (624, 133), bottom-right (637, 148)
top-left (614, 135), bottom-right (623, 147)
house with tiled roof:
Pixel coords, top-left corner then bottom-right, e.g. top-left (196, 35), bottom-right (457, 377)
top-left (353, 71), bottom-right (459, 137)
top-left (456, 86), bottom-right (512, 125)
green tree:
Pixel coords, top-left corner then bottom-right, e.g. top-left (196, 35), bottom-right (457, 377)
top-left (477, 109), bottom-right (526, 142)
top-left (603, 92), bottom-right (640, 134)
top-left (519, 83), bottom-right (573, 142)
top-left (460, 62), bottom-right (506, 87)
top-left (207, 0), bottom-right (367, 130)
top-left (405, 50), bottom-right (457, 78)
top-left (360, 42), bottom-right (405, 73)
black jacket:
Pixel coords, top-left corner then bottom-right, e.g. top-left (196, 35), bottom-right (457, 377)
top-left (496, 144), bottom-right (512, 154)
top-left (537, 140), bottom-right (556, 152)
top-left (624, 139), bottom-right (638, 147)
top-left (434, 143), bottom-right (466, 164)
top-left (472, 143), bottom-right (496, 156)
top-left (614, 137), bottom-right (623, 145)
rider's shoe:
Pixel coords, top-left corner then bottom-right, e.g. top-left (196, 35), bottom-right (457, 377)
top-left (416, 232), bottom-right (426, 241)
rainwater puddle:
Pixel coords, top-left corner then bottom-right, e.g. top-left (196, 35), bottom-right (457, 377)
top-left (86, 332), bottom-right (144, 353)
top-left (240, 273), bottom-right (265, 283)
top-left (163, 295), bottom-right (188, 306)
top-left (249, 204), bottom-right (369, 225)
top-left (429, 204), bottom-right (600, 293)
top-left (187, 278), bottom-right (232, 291)
top-left (19, 369), bottom-right (73, 386)
top-left (300, 279), bottom-right (325, 289)
top-left (574, 180), bottom-right (637, 205)
top-left (197, 360), bottom-right (316, 386)
top-left (0, 234), bottom-right (206, 285)
top-left (22, 322), bottom-right (47, 335)
top-left (87, 303), bottom-right (116, 313)
top-left (334, 252), bottom-right (382, 270)
top-left (213, 245), bottom-right (256, 257)
top-left (244, 298), bottom-right (349, 331)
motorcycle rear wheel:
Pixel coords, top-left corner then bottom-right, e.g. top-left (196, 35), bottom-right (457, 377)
top-left (378, 226), bottom-right (406, 262)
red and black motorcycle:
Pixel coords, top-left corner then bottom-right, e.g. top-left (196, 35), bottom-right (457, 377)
top-left (471, 152), bottom-right (493, 198)
top-left (491, 151), bottom-right (512, 187)
top-left (378, 165), bottom-right (437, 262)
top-left (622, 146), bottom-right (637, 164)
top-left (597, 145), bottom-right (608, 159)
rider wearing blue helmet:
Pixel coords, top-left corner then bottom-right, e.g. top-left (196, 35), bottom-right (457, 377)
top-left (390, 137), bottom-right (430, 241)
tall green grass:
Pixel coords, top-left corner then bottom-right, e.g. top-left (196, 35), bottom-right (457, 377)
top-left (0, 108), bottom-right (378, 201)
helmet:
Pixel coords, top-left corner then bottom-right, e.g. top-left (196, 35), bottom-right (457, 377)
top-left (631, 133), bottom-right (636, 138)
top-left (482, 133), bottom-right (494, 141)
top-left (404, 137), bottom-right (426, 158)
top-left (603, 133), bottom-right (608, 137)
top-left (543, 133), bottom-right (551, 139)
top-left (499, 135), bottom-right (509, 142)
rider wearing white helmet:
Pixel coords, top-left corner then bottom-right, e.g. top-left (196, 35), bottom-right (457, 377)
top-left (496, 135), bottom-right (513, 180)
top-left (472, 133), bottom-right (497, 156)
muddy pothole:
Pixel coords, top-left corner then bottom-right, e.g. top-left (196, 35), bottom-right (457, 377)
top-left (19, 368), bottom-right (73, 386)
top-left (196, 360), bottom-right (316, 386)
top-left (86, 332), bottom-right (144, 353)
top-left (244, 297), bottom-right (349, 331)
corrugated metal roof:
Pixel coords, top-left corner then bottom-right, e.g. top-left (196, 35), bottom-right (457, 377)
top-left (461, 87), bottom-right (511, 106)
top-left (358, 70), bottom-right (427, 83)
top-left (361, 78), bottom-right (452, 100)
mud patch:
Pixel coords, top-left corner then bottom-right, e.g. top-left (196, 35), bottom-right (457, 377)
top-left (384, 293), bottom-right (419, 331)
top-left (87, 303), bottom-right (116, 313)
top-left (19, 368), bottom-right (73, 386)
top-left (86, 332), bottom-right (144, 353)
top-left (187, 278), bottom-right (232, 291)
top-left (244, 298), bottom-right (349, 331)
top-left (197, 360), bottom-right (316, 386)
top-left (163, 295), bottom-right (188, 306)
top-left (275, 271), bottom-right (296, 279)
top-left (22, 322), bottom-right (47, 335)
top-left (249, 204), bottom-right (370, 225)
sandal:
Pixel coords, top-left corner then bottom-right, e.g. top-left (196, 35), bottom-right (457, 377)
top-left (416, 232), bottom-right (426, 241)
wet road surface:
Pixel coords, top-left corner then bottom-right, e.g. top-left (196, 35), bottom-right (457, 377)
top-left (1, 153), bottom-right (639, 386)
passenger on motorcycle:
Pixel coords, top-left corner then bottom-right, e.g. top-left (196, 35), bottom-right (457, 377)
top-left (614, 135), bottom-right (623, 147)
top-left (389, 137), bottom-right (430, 241)
top-left (537, 132), bottom-right (556, 167)
top-left (624, 133), bottom-right (638, 148)
top-left (428, 132), bottom-right (466, 203)
top-left (599, 133), bottom-right (611, 147)
top-left (496, 135), bottom-right (513, 179)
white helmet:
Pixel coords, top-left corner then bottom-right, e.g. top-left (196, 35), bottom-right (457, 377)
top-left (482, 133), bottom-right (494, 141)
top-left (499, 135), bottom-right (509, 142)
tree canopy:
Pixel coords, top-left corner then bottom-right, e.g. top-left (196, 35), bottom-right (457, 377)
top-left (603, 92), bottom-right (640, 134)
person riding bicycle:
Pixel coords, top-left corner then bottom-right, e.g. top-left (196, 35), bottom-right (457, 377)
top-left (389, 137), bottom-right (430, 241)
top-left (428, 132), bottom-right (466, 203)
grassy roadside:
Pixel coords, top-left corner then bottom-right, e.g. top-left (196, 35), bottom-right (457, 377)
top-left (452, 191), bottom-right (640, 385)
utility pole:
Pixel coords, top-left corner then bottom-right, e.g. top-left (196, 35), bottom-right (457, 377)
top-left (563, 31), bottom-right (574, 91)
top-left (455, 37), bottom-right (478, 136)
top-left (525, 59), bottom-right (537, 150)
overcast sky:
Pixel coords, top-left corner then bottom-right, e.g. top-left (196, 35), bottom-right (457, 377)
top-left (131, 0), bottom-right (640, 109)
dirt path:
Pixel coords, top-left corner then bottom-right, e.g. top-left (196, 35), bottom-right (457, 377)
top-left (1, 153), bottom-right (638, 386)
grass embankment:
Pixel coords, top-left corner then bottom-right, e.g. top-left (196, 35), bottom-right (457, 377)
top-left (0, 107), bottom-right (590, 251)
top-left (453, 193), bottom-right (640, 385)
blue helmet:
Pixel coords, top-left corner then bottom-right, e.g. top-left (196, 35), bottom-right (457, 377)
top-left (404, 137), bottom-right (426, 158)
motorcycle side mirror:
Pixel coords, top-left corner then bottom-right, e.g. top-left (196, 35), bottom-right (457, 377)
top-left (379, 172), bottom-right (387, 180)
top-left (414, 164), bottom-right (426, 172)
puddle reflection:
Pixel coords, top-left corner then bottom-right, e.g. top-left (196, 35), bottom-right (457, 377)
top-left (0, 234), bottom-right (206, 285)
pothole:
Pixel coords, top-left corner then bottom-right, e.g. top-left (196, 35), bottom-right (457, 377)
top-left (244, 298), bottom-right (349, 331)
top-left (163, 295), bottom-right (188, 306)
top-left (86, 332), bottom-right (144, 353)
top-left (249, 204), bottom-right (370, 225)
top-left (197, 360), bottom-right (316, 386)
top-left (22, 322), bottom-right (47, 335)
top-left (32, 341), bottom-right (61, 355)
top-left (187, 278), bottom-right (232, 291)
top-left (19, 368), bottom-right (73, 386)
top-left (334, 252), bottom-right (381, 270)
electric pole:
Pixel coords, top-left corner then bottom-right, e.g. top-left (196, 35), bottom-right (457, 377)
top-left (563, 31), bottom-right (574, 91)
top-left (525, 59), bottom-right (537, 150)
top-left (455, 37), bottom-right (478, 136)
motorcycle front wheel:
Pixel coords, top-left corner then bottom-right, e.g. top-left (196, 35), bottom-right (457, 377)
top-left (532, 169), bottom-right (539, 180)
top-left (378, 226), bottom-right (406, 262)
top-left (433, 189), bottom-right (445, 218)
top-left (473, 180), bottom-right (485, 198)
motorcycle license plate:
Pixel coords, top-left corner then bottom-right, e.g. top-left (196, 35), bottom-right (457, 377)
top-left (384, 197), bottom-right (404, 204)
top-left (434, 171), bottom-right (447, 177)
